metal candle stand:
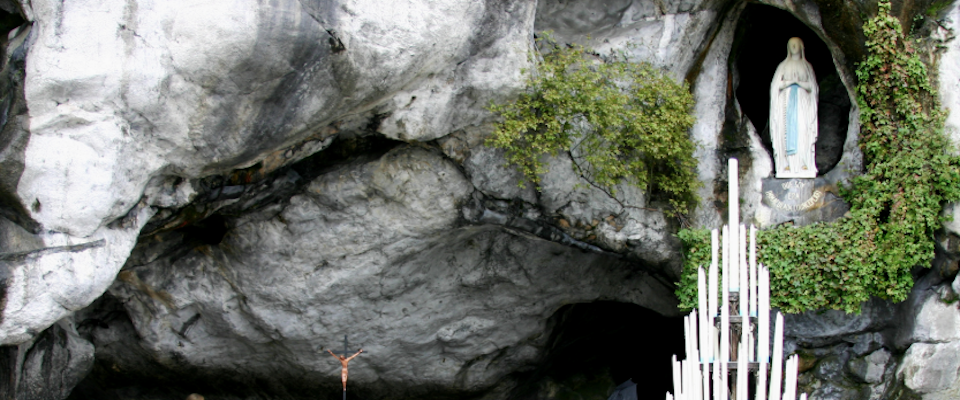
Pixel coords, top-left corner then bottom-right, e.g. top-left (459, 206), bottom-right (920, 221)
top-left (666, 159), bottom-right (804, 400)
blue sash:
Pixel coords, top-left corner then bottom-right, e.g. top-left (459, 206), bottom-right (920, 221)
top-left (786, 84), bottom-right (799, 155)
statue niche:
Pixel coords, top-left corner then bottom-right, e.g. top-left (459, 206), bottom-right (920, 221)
top-left (769, 37), bottom-right (818, 178)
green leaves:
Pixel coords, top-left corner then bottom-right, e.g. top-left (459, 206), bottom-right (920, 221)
top-left (487, 35), bottom-right (700, 216)
top-left (676, 0), bottom-right (960, 314)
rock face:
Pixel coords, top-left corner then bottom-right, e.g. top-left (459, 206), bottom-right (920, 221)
top-left (0, 0), bottom-right (959, 399)
top-left (0, 318), bottom-right (94, 400)
top-left (84, 146), bottom-right (676, 398)
top-left (783, 299), bottom-right (898, 400)
top-left (0, 0), bottom-right (537, 345)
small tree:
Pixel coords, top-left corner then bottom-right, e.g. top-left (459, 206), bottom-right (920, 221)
top-left (487, 36), bottom-right (700, 216)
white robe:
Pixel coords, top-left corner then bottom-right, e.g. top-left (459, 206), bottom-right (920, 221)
top-left (769, 49), bottom-right (818, 178)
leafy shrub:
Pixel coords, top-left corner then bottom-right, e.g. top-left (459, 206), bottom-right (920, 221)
top-left (486, 35), bottom-right (700, 216)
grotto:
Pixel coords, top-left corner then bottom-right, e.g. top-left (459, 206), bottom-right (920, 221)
top-left (2, 0), bottom-right (960, 399)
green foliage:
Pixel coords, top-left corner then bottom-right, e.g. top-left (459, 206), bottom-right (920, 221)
top-left (676, 228), bottom-right (711, 311)
top-left (486, 35), bottom-right (700, 216)
top-left (676, 0), bottom-right (960, 314)
top-left (925, 0), bottom-right (953, 18)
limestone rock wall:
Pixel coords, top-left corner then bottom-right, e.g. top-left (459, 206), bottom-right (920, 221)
top-left (0, 318), bottom-right (94, 400)
top-left (0, 0), bottom-right (958, 399)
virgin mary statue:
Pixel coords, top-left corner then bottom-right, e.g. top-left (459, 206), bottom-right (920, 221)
top-left (769, 37), bottom-right (818, 178)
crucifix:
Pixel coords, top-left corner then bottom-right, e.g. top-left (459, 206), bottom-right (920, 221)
top-left (326, 335), bottom-right (363, 400)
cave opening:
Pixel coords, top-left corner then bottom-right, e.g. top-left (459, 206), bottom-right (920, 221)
top-left (177, 214), bottom-right (228, 245)
top-left (0, 5), bottom-right (23, 41)
top-left (731, 4), bottom-right (851, 175)
top-left (511, 301), bottom-right (685, 400)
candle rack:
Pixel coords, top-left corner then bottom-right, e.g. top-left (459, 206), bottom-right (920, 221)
top-left (666, 159), bottom-right (805, 400)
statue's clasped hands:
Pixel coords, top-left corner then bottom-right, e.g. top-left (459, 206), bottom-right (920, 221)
top-left (779, 78), bottom-right (813, 93)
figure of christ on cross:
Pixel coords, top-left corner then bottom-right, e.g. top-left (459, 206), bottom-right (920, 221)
top-left (327, 348), bottom-right (363, 392)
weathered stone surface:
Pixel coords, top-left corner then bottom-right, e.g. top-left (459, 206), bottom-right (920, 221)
top-left (0, 205), bottom-right (153, 345)
top-left (462, 145), bottom-right (537, 204)
top-left (785, 298), bottom-right (896, 347)
top-left (2, 0), bottom-right (958, 398)
top-left (848, 348), bottom-right (890, 384)
top-left (897, 290), bottom-right (960, 345)
top-left (78, 147), bottom-right (677, 398)
top-left (14, 0), bottom-right (532, 239)
top-left (795, 339), bottom-right (893, 400)
top-left (1, 317), bottom-right (94, 400)
top-left (898, 341), bottom-right (960, 396)
top-left (806, 383), bottom-right (862, 400)
top-left (954, 273), bottom-right (960, 299)
top-left (535, 0), bottom-right (718, 79)
top-left (940, 2), bottom-right (960, 151)
top-left (687, 1), bottom-right (738, 230)
top-left (0, 0), bottom-right (535, 344)
top-left (0, 0), bottom-right (871, 347)
top-left (847, 332), bottom-right (885, 357)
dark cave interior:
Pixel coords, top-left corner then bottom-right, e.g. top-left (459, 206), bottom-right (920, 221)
top-left (511, 301), bottom-right (685, 400)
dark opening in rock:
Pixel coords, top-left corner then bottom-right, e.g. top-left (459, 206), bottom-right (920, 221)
top-left (0, 3), bottom-right (23, 40)
top-left (731, 4), bottom-right (851, 176)
top-left (511, 301), bottom-right (684, 400)
top-left (177, 214), bottom-right (228, 245)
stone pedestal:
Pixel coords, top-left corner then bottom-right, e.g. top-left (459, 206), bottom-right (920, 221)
top-left (755, 177), bottom-right (848, 227)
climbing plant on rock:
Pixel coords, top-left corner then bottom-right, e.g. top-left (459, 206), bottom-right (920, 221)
top-left (677, 0), bottom-right (960, 314)
top-left (486, 35), bottom-right (700, 216)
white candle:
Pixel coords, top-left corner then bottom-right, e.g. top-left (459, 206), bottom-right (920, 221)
top-left (721, 356), bottom-right (729, 400)
top-left (703, 356), bottom-right (710, 400)
top-left (783, 355), bottom-right (798, 400)
top-left (759, 265), bottom-right (770, 363)
top-left (721, 260), bottom-right (730, 363)
top-left (698, 268), bottom-right (707, 362)
top-left (684, 315), bottom-right (691, 366)
top-left (692, 313), bottom-right (703, 400)
top-left (743, 288), bottom-right (752, 364)
top-left (750, 225), bottom-right (758, 318)
top-left (739, 224), bottom-right (748, 317)
top-left (673, 355), bottom-right (682, 400)
top-left (667, 393), bottom-right (674, 400)
top-left (708, 229), bottom-right (719, 364)
top-left (696, 359), bottom-right (703, 400)
top-left (729, 159), bottom-right (740, 291)
top-left (710, 229), bottom-right (719, 319)
top-left (713, 353), bottom-right (721, 400)
top-left (769, 313), bottom-right (784, 400)
top-left (714, 325), bottom-right (720, 362)
top-left (722, 225), bottom-right (729, 293)
top-left (682, 359), bottom-right (689, 400)
top-left (689, 314), bottom-right (698, 400)
top-left (691, 311), bottom-right (700, 363)
top-left (737, 336), bottom-right (747, 400)
top-left (756, 361), bottom-right (768, 400)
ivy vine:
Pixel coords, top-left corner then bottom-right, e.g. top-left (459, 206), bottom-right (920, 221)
top-left (486, 35), bottom-right (700, 216)
top-left (677, 0), bottom-right (960, 313)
